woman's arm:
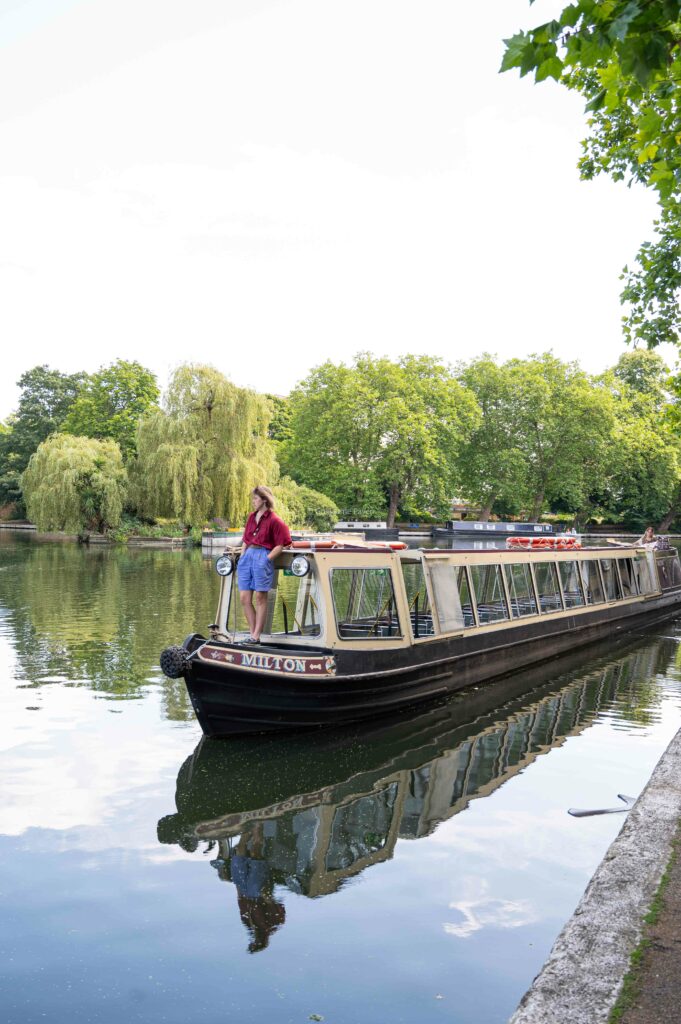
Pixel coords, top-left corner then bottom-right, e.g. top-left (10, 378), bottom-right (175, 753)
top-left (267, 545), bottom-right (284, 562)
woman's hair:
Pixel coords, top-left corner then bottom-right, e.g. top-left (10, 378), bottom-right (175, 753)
top-left (253, 485), bottom-right (275, 510)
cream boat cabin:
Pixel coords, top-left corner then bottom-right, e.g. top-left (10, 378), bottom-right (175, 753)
top-left (160, 542), bottom-right (681, 736)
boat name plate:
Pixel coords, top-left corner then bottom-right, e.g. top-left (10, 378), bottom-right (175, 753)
top-left (198, 646), bottom-right (336, 676)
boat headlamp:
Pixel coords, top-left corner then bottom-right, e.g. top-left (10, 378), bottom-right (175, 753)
top-left (215, 554), bottom-right (234, 577)
top-left (290, 555), bottom-right (310, 577)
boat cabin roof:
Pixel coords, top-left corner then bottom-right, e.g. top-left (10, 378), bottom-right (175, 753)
top-left (283, 542), bottom-right (648, 558)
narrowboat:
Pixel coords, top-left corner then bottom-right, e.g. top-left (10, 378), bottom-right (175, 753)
top-left (333, 520), bottom-right (400, 540)
top-left (159, 539), bottom-right (681, 737)
top-left (433, 519), bottom-right (555, 538)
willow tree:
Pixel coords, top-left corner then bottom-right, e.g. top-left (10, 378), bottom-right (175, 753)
top-left (132, 364), bottom-right (276, 525)
top-left (21, 434), bottom-right (127, 533)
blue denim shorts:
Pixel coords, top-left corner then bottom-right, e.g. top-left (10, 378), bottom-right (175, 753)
top-left (230, 855), bottom-right (268, 898)
top-left (237, 546), bottom-right (274, 592)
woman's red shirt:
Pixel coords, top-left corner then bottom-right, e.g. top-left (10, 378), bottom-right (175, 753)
top-left (243, 509), bottom-right (292, 550)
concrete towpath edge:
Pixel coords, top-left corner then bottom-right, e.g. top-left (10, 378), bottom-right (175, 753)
top-left (508, 726), bottom-right (681, 1024)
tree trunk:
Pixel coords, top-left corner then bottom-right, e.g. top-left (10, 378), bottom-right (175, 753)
top-left (478, 503), bottom-right (493, 522)
top-left (528, 491), bottom-right (544, 523)
top-left (657, 484), bottom-right (681, 533)
top-left (387, 485), bottom-right (400, 529)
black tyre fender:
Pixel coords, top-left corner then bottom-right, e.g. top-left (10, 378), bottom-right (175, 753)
top-left (160, 645), bottom-right (189, 679)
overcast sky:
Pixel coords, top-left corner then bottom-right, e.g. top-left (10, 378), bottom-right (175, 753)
top-left (0, 0), bottom-right (674, 419)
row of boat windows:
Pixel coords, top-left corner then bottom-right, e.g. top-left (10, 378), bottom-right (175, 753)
top-left (228, 553), bottom-right (679, 641)
top-left (331, 555), bottom-right (664, 640)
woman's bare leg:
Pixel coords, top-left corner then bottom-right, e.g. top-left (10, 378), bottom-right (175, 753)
top-left (253, 591), bottom-right (269, 640)
top-left (239, 589), bottom-right (256, 636)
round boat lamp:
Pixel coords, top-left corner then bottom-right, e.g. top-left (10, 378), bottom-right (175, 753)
top-left (215, 555), bottom-right (234, 576)
top-left (290, 555), bottom-right (310, 577)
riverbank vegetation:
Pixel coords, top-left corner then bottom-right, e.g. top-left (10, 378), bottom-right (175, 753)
top-left (279, 348), bottom-right (681, 529)
top-left (2, 348), bottom-right (681, 537)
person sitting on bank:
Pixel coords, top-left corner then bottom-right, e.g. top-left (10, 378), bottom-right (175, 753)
top-left (237, 486), bottom-right (291, 643)
top-left (638, 526), bottom-right (656, 548)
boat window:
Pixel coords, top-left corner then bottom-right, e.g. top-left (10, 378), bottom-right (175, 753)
top-left (533, 562), bottom-right (563, 613)
top-left (428, 563), bottom-right (474, 630)
top-left (633, 554), bottom-right (656, 595)
top-left (401, 562), bottom-right (434, 637)
top-left (557, 560), bottom-right (585, 609)
top-left (456, 567), bottom-right (475, 627)
top-left (505, 563), bottom-right (538, 617)
top-left (655, 552), bottom-right (681, 591)
top-left (469, 564), bottom-right (509, 624)
top-left (600, 559), bottom-right (623, 601)
top-left (617, 558), bottom-right (638, 599)
top-left (325, 783), bottom-right (398, 871)
top-left (580, 560), bottom-right (605, 604)
top-left (330, 568), bottom-right (401, 639)
top-left (268, 571), bottom-right (322, 637)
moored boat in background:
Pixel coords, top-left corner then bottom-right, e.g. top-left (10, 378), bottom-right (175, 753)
top-left (433, 519), bottom-right (555, 538)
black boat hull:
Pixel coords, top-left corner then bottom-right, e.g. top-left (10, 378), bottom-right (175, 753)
top-left (183, 589), bottom-right (681, 736)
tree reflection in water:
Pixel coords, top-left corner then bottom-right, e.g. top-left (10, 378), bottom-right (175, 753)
top-left (158, 633), bottom-right (675, 949)
top-left (0, 538), bottom-right (217, 717)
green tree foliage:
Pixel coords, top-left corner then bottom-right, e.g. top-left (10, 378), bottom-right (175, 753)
top-left (265, 394), bottom-right (293, 443)
top-left (273, 476), bottom-right (339, 531)
top-left (281, 353), bottom-right (480, 526)
top-left (456, 354), bottom-right (615, 522)
top-left (454, 356), bottom-right (528, 519)
top-left (22, 434), bottom-right (127, 533)
top-left (61, 359), bottom-right (159, 461)
top-left (502, 1), bottom-right (681, 348)
top-left (609, 415), bottom-right (679, 526)
top-left (509, 354), bottom-right (616, 521)
top-left (0, 366), bottom-right (84, 508)
top-left (132, 364), bottom-right (275, 526)
top-left (611, 348), bottom-right (670, 404)
top-left (279, 359), bottom-right (388, 519)
top-left (0, 427), bottom-right (26, 511)
top-left (0, 422), bottom-right (18, 513)
top-left (601, 350), bottom-right (681, 528)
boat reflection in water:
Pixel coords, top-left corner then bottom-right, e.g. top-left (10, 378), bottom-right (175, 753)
top-left (158, 632), bottom-right (674, 952)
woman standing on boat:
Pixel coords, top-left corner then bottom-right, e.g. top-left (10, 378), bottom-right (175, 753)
top-left (237, 486), bottom-right (291, 643)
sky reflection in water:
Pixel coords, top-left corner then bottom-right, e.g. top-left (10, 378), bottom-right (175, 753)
top-left (1, 537), bottom-right (681, 1024)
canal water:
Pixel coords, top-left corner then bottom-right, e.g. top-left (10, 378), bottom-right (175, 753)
top-left (2, 536), bottom-right (681, 1024)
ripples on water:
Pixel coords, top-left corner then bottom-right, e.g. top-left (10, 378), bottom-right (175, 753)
top-left (1, 535), bottom-right (681, 1024)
